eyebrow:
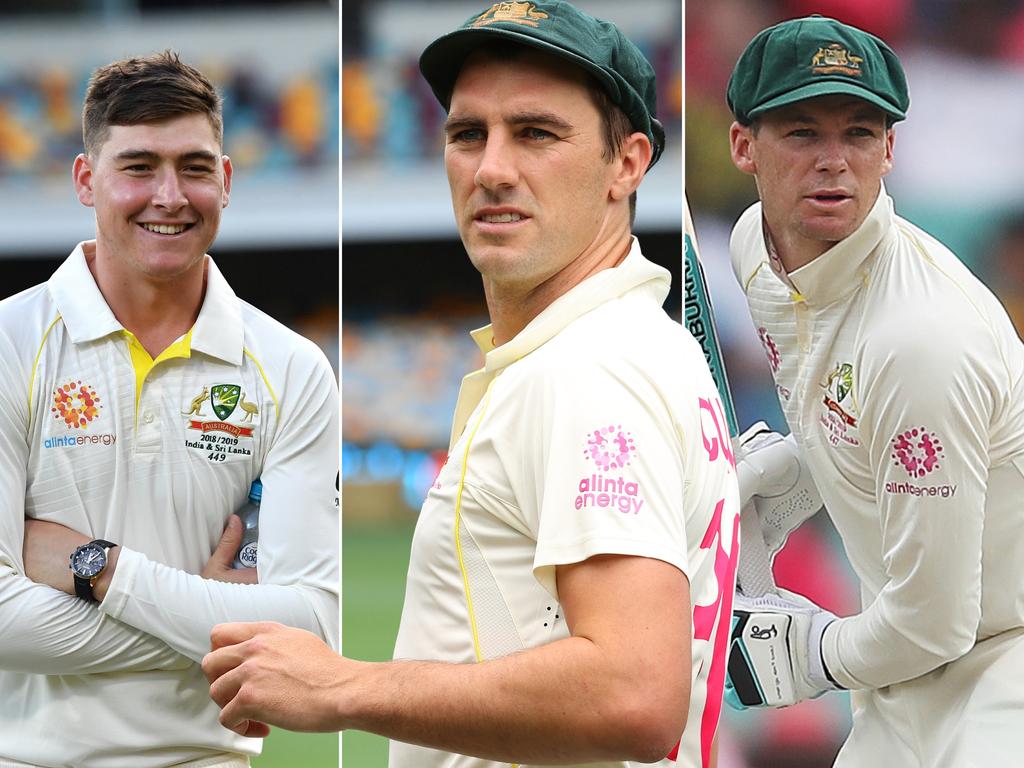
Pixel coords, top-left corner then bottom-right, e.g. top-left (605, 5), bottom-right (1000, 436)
top-left (113, 149), bottom-right (220, 163)
top-left (443, 110), bottom-right (575, 134)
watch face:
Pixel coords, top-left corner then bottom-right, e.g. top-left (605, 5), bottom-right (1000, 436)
top-left (71, 543), bottom-right (107, 578)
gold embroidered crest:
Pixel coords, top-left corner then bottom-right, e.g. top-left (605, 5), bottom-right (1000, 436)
top-left (810, 43), bottom-right (864, 76)
top-left (472, 2), bottom-right (549, 28)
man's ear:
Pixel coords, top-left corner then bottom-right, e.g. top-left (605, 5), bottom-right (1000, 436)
top-left (730, 122), bottom-right (758, 177)
top-left (221, 155), bottom-right (233, 208)
top-left (881, 126), bottom-right (895, 177)
top-left (73, 154), bottom-right (95, 207)
top-left (608, 132), bottom-right (652, 202)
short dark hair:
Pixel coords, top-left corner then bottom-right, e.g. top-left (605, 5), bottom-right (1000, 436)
top-left (82, 50), bottom-right (223, 156)
top-left (585, 81), bottom-right (638, 224)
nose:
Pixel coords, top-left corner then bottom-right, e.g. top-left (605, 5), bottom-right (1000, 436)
top-left (152, 168), bottom-right (188, 211)
top-left (473, 131), bottom-right (518, 191)
top-left (814, 137), bottom-right (849, 174)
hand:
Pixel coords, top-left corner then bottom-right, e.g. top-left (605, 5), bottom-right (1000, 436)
top-left (24, 519), bottom-right (91, 595)
top-left (725, 587), bottom-right (840, 709)
top-left (201, 515), bottom-right (257, 585)
top-left (734, 423), bottom-right (824, 560)
top-left (202, 621), bottom-right (348, 736)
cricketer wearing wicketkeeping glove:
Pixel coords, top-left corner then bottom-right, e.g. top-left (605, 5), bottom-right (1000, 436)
top-left (202, 3), bottom-right (738, 767)
top-left (0, 53), bottom-right (338, 768)
top-left (721, 16), bottom-right (1024, 767)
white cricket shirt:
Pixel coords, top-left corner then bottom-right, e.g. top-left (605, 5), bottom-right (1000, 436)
top-left (391, 241), bottom-right (741, 768)
top-left (0, 243), bottom-right (339, 768)
top-left (732, 188), bottom-right (1024, 765)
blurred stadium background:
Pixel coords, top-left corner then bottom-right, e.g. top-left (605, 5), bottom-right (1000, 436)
top-left (341, 1), bottom-right (680, 764)
top-left (688, 1), bottom-right (1024, 766)
top-left (0, 0), bottom-right (338, 765)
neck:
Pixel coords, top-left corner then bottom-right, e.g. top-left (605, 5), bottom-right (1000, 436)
top-left (85, 243), bottom-right (207, 357)
top-left (485, 228), bottom-right (632, 347)
top-left (765, 225), bottom-right (830, 274)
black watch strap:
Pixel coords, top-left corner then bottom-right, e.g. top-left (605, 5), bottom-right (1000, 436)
top-left (72, 539), bottom-right (117, 602)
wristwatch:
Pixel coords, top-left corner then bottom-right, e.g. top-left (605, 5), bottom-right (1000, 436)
top-left (69, 539), bottom-right (118, 602)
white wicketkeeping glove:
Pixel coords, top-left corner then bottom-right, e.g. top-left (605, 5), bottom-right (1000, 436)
top-left (734, 423), bottom-right (824, 562)
top-left (725, 588), bottom-right (841, 709)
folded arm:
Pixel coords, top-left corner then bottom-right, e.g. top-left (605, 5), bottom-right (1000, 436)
top-left (0, 333), bottom-right (187, 675)
top-left (99, 354), bottom-right (340, 662)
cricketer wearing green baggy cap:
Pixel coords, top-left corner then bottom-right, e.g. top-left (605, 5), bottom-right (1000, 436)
top-left (720, 14), bottom-right (1024, 768)
top-left (728, 15), bottom-right (907, 272)
top-left (201, 3), bottom-right (728, 768)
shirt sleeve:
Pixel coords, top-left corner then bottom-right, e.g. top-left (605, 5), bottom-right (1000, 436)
top-left (0, 330), bottom-right (190, 675)
top-left (100, 343), bottom-right (340, 662)
top-left (525, 353), bottom-right (688, 599)
top-left (821, 312), bottom-right (994, 689)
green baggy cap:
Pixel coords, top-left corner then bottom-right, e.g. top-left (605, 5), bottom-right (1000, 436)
top-left (419, 0), bottom-right (665, 167)
top-left (728, 15), bottom-right (909, 125)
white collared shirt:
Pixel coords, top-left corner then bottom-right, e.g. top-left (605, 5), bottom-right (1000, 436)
top-left (0, 242), bottom-right (338, 767)
top-left (732, 187), bottom-right (1024, 691)
top-left (391, 240), bottom-right (741, 768)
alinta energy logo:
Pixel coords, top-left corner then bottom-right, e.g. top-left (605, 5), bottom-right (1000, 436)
top-left (891, 427), bottom-right (942, 478)
top-left (45, 379), bottom-right (116, 449)
top-left (575, 425), bottom-right (645, 515)
top-left (886, 427), bottom-right (957, 498)
top-left (585, 424), bottom-right (635, 471)
top-left (52, 380), bottom-right (101, 429)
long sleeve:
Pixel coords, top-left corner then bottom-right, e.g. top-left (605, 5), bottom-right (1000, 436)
top-left (821, 311), bottom-right (994, 689)
top-left (0, 328), bottom-right (189, 675)
top-left (99, 345), bottom-right (339, 661)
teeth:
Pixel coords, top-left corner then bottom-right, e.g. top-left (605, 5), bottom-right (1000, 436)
top-left (481, 213), bottom-right (522, 223)
top-left (141, 223), bottom-right (187, 235)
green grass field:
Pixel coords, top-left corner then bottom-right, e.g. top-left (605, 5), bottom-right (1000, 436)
top-left (342, 521), bottom-right (416, 768)
top-left (252, 730), bottom-right (338, 767)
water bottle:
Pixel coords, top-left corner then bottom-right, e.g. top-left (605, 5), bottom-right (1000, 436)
top-left (232, 479), bottom-right (262, 569)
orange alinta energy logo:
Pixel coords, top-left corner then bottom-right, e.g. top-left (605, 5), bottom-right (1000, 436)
top-left (52, 380), bottom-right (102, 429)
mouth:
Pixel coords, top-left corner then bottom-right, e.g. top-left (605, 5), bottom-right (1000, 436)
top-left (479, 212), bottom-right (524, 223)
top-left (473, 208), bottom-right (530, 227)
top-left (138, 222), bottom-right (195, 236)
top-left (807, 191), bottom-right (851, 205)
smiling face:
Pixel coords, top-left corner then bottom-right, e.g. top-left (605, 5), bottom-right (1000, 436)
top-left (73, 112), bottom-right (232, 283)
top-left (730, 94), bottom-right (894, 270)
top-left (443, 49), bottom-right (634, 294)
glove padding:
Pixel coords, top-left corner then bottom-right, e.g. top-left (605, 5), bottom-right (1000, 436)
top-left (725, 587), bottom-right (841, 709)
top-left (734, 423), bottom-right (825, 562)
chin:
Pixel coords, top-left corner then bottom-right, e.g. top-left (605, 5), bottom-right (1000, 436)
top-left (467, 246), bottom-right (520, 274)
top-left (802, 220), bottom-right (859, 245)
top-left (138, 253), bottom-right (206, 280)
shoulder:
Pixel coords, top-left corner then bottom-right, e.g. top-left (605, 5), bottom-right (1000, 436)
top-left (729, 202), bottom-right (766, 291)
top-left (546, 293), bottom-right (691, 369)
top-left (237, 299), bottom-right (335, 386)
top-left (862, 219), bottom-right (1004, 360)
top-left (520, 296), bottom-right (712, 411)
top-left (856, 224), bottom-right (1012, 394)
top-left (0, 282), bottom-right (59, 353)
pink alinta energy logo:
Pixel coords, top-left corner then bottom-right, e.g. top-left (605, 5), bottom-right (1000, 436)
top-left (584, 425), bottom-right (636, 471)
top-left (891, 427), bottom-right (943, 478)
